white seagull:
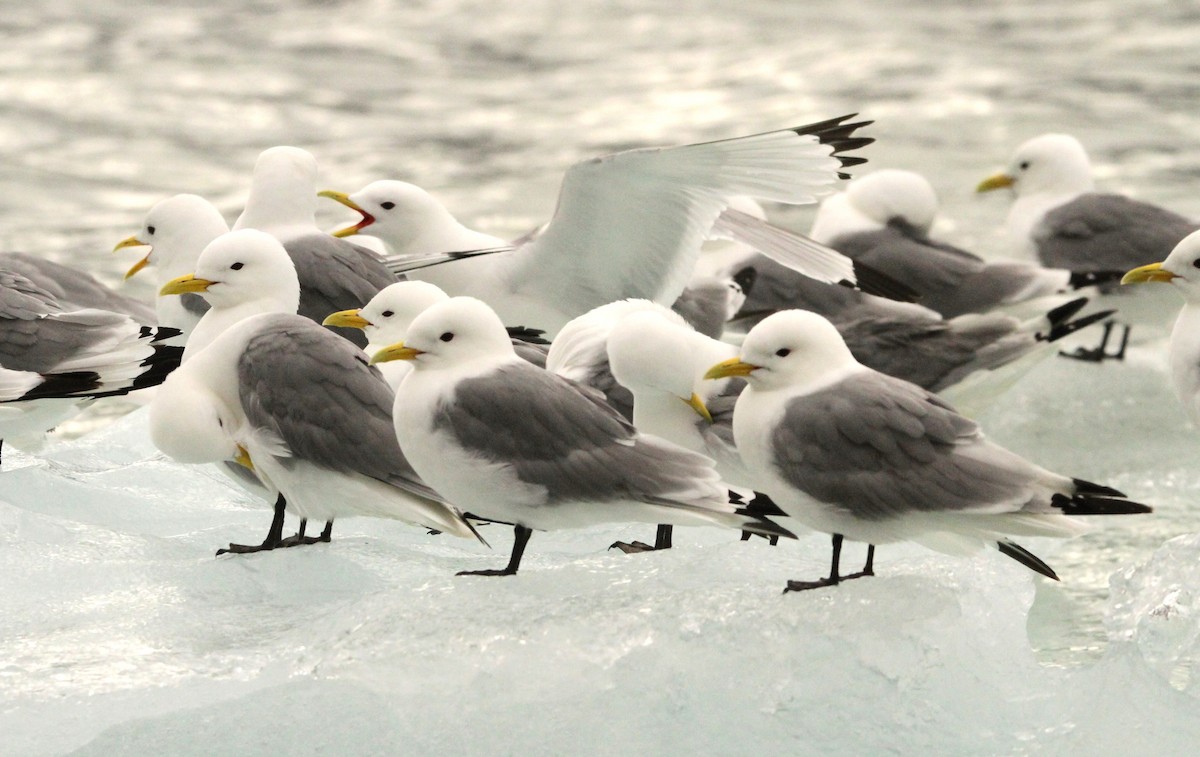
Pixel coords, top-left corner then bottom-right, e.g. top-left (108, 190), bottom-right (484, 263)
top-left (322, 116), bottom-right (875, 337)
top-left (374, 296), bottom-right (793, 576)
top-left (705, 309), bottom-right (1151, 592)
top-left (152, 229), bottom-right (479, 553)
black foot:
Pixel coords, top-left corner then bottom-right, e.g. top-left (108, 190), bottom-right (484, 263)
top-left (1058, 322), bottom-right (1129, 363)
top-left (217, 540), bottom-right (281, 555)
top-left (739, 531), bottom-right (780, 546)
top-left (609, 540), bottom-right (657, 554)
top-left (456, 568), bottom-right (518, 577)
top-left (783, 576), bottom-right (841, 593)
top-left (277, 533), bottom-right (325, 548)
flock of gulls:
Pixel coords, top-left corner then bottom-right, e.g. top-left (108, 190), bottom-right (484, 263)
top-left (5, 114), bottom-right (1200, 592)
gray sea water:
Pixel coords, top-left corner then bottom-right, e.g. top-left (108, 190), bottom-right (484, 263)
top-left (5, 0), bottom-right (1200, 672)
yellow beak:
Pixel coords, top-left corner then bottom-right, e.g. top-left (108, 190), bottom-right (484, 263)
top-left (322, 309), bottom-right (373, 329)
top-left (704, 357), bottom-right (760, 380)
top-left (975, 172), bottom-right (1015, 193)
top-left (113, 234), bottom-right (148, 252)
top-left (685, 392), bottom-right (713, 423)
top-left (234, 444), bottom-right (254, 472)
top-left (319, 190), bottom-right (374, 238)
top-left (370, 341), bottom-right (425, 364)
top-left (124, 252), bottom-right (152, 280)
top-left (1121, 262), bottom-right (1178, 285)
top-left (159, 273), bottom-right (215, 296)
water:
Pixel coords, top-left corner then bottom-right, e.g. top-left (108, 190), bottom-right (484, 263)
top-left (4, 0), bottom-right (1200, 673)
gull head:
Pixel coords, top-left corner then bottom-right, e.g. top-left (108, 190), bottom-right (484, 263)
top-left (149, 371), bottom-right (243, 466)
top-left (323, 280), bottom-right (450, 344)
top-left (233, 146), bottom-right (320, 235)
top-left (976, 133), bottom-right (1095, 198)
top-left (705, 309), bottom-right (857, 392)
top-left (1122, 229), bottom-right (1200, 303)
top-left (115, 194), bottom-right (229, 280)
top-left (371, 296), bottom-right (514, 370)
top-left (160, 229), bottom-right (299, 312)
top-left (322, 180), bottom-right (449, 246)
top-left (608, 311), bottom-right (706, 404)
top-left (844, 169), bottom-right (939, 234)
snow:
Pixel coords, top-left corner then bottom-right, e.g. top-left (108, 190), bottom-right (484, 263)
top-left (5, 343), bottom-right (1200, 755)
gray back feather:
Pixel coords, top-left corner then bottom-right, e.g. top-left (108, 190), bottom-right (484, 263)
top-left (1036, 194), bottom-right (1197, 271)
top-left (0, 252), bottom-right (156, 322)
top-left (237, 313), bottom-right (434, 496)
top-left (0, 269), bottom-right (124, 372)
top-left (770, 371), bottom-right (1035, 520)
top-left (283, 234), bottom-right (398, 348)
top-left (439, 361), bottom-right (707, 503)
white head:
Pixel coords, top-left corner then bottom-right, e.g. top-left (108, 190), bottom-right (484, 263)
top-left (845, 169), bottom-right (939, 232)
top-left (546, 299), bottom-right (688, 379)
top-left (324, 280), bottom-right (450, 345)
top-left (372, 296), bottom-right (515, 371)
top-left (608, 312), bottom-right (704, 400)
top-left (233, 146), bottom-right (320, 237)
top-left (325, 180), bottom-right (458, 247)
top-left (978, 133), bottom-right (1095, 198)
top-left (1122, 229), bottom-right (1200, 304)
top-left (705, 309), bottom-right (858, 392)
top-left (149, 370), bottom-right (241, 465)
top-left (160, 229), bottom-right (300, 313)
top-left (116, 194), bottom-right (230, 280)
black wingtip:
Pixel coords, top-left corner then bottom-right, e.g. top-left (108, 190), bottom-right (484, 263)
top-left (1069, 270), bottom-right (1128, 289)
top-left (1052, 490), bottom-right (1153, 516)
top-left (997, 541), bottom-right (1060, 581)
top-left (505, 326), bottom-right (552, 346)
top-left (1072, 477), bottom-right (1127, 497)
top-left (1039, 309), bottom-right (1116, 343)
top-left (846, 260), bottom-right (921, 303)
top-left (736, 511), bottom-right (797, 541)
top-left (1045, 296), bottom-right (1089, 325)
top-left (16, 370), bottom-right (102, 401)
top-left (790, 114), bottom-right (875, 174)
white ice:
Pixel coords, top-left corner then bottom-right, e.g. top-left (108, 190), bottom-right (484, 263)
top-left (4, 340), bottom-right (1200, 755)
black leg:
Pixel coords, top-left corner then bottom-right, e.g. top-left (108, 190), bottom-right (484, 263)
top-left (296, 519), bottom-right (308, 539)
top-left (457, 525), bottom-right (532, 576)
top-left (609, 523), bottom-right (670, 554)
top-left (654, 524), bottom-right (673, 550)
top-left (844, 544), bottom-right (875, 579)
top-left (279, 516), bottom-right (332, 548)
top-left (218, 494), bottom-right (287, 555)
top-left (1060, 321), bottom-right (1128, 363)
top-left (318, 520), bottom-right (333, 542)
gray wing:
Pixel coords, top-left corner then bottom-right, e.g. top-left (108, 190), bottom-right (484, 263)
top-left (237, 313), bottom-right (436, 497)
top-left (835, 312), bottom-right (1025, 393)
top-left (733, 256), bottom-right (863, 330)
top-left (0, 252), bottom-right (156, 322)
top-left (770, 371), bottom-right (1037, 520)
top-left (180, 293), bottom-right (211, 317)
top-left (671, 281), bottom-right (730, 339)
top-left (1036, 193), bottom-right (1197, 271)
top-left (440, 361), bottom-right (707, 502)
top-left (0, 270), bottom-right (120, 372)
top-left (283, 234), bottom-right (399, 348)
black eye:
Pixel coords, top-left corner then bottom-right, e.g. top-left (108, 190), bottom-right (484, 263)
top-left (380, 201), bottom-right (396, 210)
top-left (230, 262), bottom-right (244, 270)
top-left (147, 225), bottom-right (156, 235)
top-left (1192, 260), bottom-right (1200, 269)
top-left (381, 310), bottom-right (394, 317)
top-left (439, 331), bottom-right (454, 342)
top-left (775, 348), bottom-right (791, 357)
top-left (1018, 160), bottom-right (1030, 170)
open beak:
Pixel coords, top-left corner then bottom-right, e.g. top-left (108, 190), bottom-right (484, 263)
top-left (370, 341), bottom-right (425, 364)
top-left (975, 172), bottom-right (1015, 193)
top-left (319, 190), bottom-right (375, 237)
top-left (685, 392), bottom-right (713, 423)
top-left (234, 445), bottom-right (254, 472)
top-left (113, 234), bottom-right (147, 252)
top-left (322, 309), bottom-right (373, 329)
top-left (124, 252), bottom-right (153, 280)
top-left (159, 273), bottom-right (215, 296)
top-left (704, 357), bottom-right (760, 380)
top-left (1121, 262), bottom-right (1178, 285)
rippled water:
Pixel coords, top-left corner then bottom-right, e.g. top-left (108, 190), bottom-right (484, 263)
top-left (5, 0), bottom-right (1200, 667)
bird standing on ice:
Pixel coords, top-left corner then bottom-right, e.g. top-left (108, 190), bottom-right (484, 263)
top-left (705, 309), bottom-right (1151, 592)
top-left (373, 296), bottom-right (793, 576)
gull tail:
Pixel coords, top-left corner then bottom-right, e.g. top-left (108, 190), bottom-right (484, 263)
top-left (1051, 478), bottom-right (1153, 516)
top-left (997, 540), bottom-right (1060, 581)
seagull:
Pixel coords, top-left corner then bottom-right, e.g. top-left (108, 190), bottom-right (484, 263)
top-left (704, 309), bottom-right (1151, 592)
top-left (1, 268), bottom-right (181, 462)
top-left (1121, 230), bottom-right (1200, 423)
top-left (977, 133), bottom-right (1198, 359)
top-left (153, 229), bottom-right (477, 554)
top-left (113, 194), bottom-right (229, 344)
top-left (321, 280), bottom-right (549, 390)
top-left (230, 146), bottom-right (399, 348)
top-left (321, 115), bottom-right (875, 336)
top-left (811, 169), bottom-right (1123, 319)
top-left (730, 262), bottom-right (1112, 416)
top-left (373, 296), bottom-right (794, 576)
top-left (0, 251), bottom-right (155, 323)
